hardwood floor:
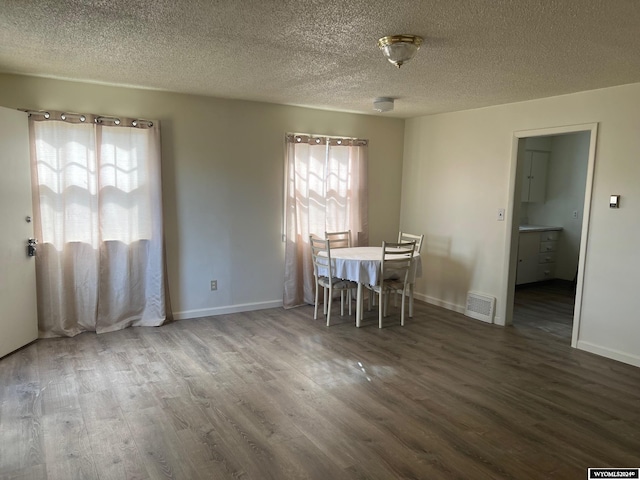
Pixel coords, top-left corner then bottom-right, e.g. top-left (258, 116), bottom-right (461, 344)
top-left (513, 280), bottom-right (576, 340)
top-left (1, 300), bottom-right (639, 479)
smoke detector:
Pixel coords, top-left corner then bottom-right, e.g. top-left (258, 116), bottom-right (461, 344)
top-left (373, 97), bottom-right (394, 113)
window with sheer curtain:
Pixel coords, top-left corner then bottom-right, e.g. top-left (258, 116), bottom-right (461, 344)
top-left (29, 112), bottom-right (168, 337)
top-left (283, 133), bottom-right (368, 308)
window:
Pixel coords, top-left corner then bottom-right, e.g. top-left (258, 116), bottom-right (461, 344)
top-left (283, 133), bottom-right (368, 308)
top-left (29, 112), bottom-right (167, 336)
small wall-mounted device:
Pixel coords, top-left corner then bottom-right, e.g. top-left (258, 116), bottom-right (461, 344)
top-left (609, 195), bottom-right (620, 208)
top-left (27, 238), bottom-right (37, 257)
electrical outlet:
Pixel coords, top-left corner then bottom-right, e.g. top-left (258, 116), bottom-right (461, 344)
top-left (497, 208), bottom-right (505, 221)
top-left (572, 210), bottom-right (579, 219)
top-left (210, 280), bottom-right (217, 291)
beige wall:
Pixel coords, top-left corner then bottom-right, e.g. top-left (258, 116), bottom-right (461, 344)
top-left (0, 74), bottom-right (406, 318)
top-left (402, 83), bottom-right (640, 367)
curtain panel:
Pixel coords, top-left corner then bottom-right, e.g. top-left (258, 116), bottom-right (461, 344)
top-left (28, 111), bottom-right (168, 336)
top-left (283, 134), bottom-right (368, 308)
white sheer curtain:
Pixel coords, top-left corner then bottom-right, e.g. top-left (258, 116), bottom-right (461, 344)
top-left (283, 134), bottom-right (368, 308)
top-left (29, 112), bottom-right (168, 337)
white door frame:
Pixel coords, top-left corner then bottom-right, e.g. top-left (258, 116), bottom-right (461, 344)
top-left (500, 123), bottom-right (598, 348)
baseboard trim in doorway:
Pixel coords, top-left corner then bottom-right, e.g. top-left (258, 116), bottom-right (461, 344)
top-left (577, 340), bottom-right (640, 368)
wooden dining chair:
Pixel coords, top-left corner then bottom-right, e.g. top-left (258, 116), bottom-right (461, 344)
top-left (309, 235), bottom-right (357, 326)
top-left (325, 230), bottom-right (353, 310)
top-left (325, 230), bottom-right (352, 249)
top-left (364, 240), bottom-right (416, 328)
top-left (396, 231), bottom-right (424, 316)
top-left (398, 231), bottom-right (424, 253)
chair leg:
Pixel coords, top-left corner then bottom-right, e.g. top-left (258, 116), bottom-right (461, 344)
top-left (409, 283), bottom-right (414, 317)
top-left (326, 287), bottom-right (333, 327)
top-left (383, 292), bottom-right (389, 317)
top-left (378, 290), bottom-right (384, 328)
top-left (340, 290), bottom-right (345, 316)
top-left (314, 283), bottom-right (319, 320)
top-left (356, 284), bottom-right (363, 327)
top-left (323, 287), bottom-right (328, 315)
top-left (400, 286), bottom-right (407, 326)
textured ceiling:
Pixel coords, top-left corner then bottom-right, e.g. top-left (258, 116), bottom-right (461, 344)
top-left (1, 0), bottom-right (640, 118)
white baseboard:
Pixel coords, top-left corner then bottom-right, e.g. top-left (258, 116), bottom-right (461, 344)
top-left (413, 292), bottom-right (465, 314)
top-left (173, 300), bottom-right (283, 321)
top-left (414, 292), bottom-right (502, 325)
top-left (576, 340), bottom-right (640, 368)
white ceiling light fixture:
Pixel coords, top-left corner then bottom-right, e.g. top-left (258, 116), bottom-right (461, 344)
top-left (373, 97), bottom-right (394, 113)
top-left (378, 34), bottom-right (423, 68)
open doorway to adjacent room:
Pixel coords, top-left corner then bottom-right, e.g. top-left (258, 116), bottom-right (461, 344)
top-left (505, 124), bottom-right (598, 346)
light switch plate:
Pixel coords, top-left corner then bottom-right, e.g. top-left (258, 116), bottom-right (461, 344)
top-left (610, 195), bottom-right (620, 208)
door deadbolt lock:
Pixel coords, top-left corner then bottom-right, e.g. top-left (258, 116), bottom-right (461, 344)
top-left (27, 238), bottom-right (37, 257)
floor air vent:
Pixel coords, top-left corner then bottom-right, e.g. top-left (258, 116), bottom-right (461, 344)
top-left (465, 292), bottom-right (495, 323)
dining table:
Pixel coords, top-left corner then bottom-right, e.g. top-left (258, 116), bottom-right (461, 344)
top-left (318, 246), bottom-right (422, 327)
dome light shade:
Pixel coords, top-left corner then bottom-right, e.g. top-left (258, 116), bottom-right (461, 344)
top-left (378, 34), bottom-right (423, 68)
top-left (373, 97), bottom-right (394, 113)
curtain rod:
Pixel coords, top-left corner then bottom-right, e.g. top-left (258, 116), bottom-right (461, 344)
top-left (285, 133), bottom-right (368, 146)
top-left (20, 109), bottom-right (154, 127)
top-left (287, 132), bottom-right (367, 141)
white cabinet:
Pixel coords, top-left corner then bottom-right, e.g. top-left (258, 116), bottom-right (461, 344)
top-left (516, 232), bottom-right (540, 285)
top-left (521, 150), bottom-right (549, 203)
top-left (516, 229), bottom-right (560, 285)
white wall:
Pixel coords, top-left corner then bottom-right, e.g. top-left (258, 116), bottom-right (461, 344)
top-left (527, 132), bottom-right (590, 280)
top-left (402, 83), bottom-right (640, 367)
top-left (0, 74), bottom-right (406, 320)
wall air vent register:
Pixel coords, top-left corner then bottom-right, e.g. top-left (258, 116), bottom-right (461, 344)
top-left (465, 292), bottom-right (496, 323)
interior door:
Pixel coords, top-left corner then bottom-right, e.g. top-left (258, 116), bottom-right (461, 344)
top-left (0, 106), bottom-right (38, 358)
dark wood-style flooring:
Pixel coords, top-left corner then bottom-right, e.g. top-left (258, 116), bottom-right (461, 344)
top-left (513, 280), bottom-right (576, 340)
top-left (1, 299), bottom-right (639, 479)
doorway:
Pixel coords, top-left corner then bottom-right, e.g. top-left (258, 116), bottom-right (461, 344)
top-left (503, 124), bottom-right (598, 348)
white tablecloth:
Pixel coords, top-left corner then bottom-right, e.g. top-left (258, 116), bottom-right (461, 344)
top-left (319, 246), bottom-right (422, 286)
